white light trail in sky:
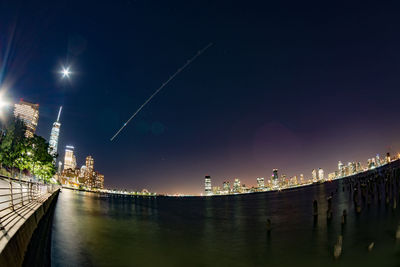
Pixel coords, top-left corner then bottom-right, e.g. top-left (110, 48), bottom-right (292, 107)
top-left (110, 43), bottom-right (213, 141)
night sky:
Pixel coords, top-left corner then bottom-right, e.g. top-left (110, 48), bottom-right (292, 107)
top-left (1, 1), bottom-right (400, 194)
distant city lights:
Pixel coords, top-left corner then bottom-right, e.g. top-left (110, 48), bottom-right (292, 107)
top-left (202, 152), bottom-right (400, 197)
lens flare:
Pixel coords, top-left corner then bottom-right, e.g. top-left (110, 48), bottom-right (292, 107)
top-left (61, 66), bottom-right (71, 78)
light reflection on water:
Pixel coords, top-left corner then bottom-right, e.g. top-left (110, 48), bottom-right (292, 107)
top-left (51, 180), bottom-right (400, 267)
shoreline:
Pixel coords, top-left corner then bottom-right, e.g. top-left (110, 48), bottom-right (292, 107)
top-left (62, 159), bottom-right (399, 198)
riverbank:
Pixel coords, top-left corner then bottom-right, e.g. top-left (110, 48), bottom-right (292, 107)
top-left (0, 189), bottom-right (59, 266)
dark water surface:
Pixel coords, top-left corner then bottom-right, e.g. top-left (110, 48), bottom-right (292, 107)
top-left (51, 180), bottom-right (400, 267)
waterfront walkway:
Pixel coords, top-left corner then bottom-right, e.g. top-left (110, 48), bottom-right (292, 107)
top-left (0, 175), bottom-right (58, 254)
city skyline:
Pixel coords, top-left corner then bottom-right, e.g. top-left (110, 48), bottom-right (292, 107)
top-left (202, 151), bottom-right (397, 196)
top-left (4, 95), bottom-right (400, 195)
top-left (2, 1), bottom-right (400, 194)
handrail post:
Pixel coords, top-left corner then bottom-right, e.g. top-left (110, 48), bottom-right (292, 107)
top-left (20, 181), bottom-right (23, 206)
top-left (9, 178), bottom-right (14, 211)
top-left (28, 182), bottom-right (30, 202)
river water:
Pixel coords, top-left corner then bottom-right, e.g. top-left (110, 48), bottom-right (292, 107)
top-left (51, 179), bottom-right (400, 267)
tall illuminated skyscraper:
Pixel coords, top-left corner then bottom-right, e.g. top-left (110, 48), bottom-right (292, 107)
top-left (386, 153), bottom-right (391, 163)
top-left (64, 145), bottom-right (77, 170)
top-left (85, 156), bottom-right (94, 172)
top-left (272, 169), bottom-right (279, 189)
top-left (48, 106), bottom-right (62, 158)
top-left (318, 168), bottom-right (324, 182)
top-left (13, 99), bottom-right (39, 138)
top-left (233, 178), bottom-right (241, 192)
top-left (338, 161), bottom-right (344, 177)
top-left (84, 155), bottom-right (95, 187)
top-left (312, 169), bottom-right (317, 182)
top-left (204, 175), bottom-right (212, 196)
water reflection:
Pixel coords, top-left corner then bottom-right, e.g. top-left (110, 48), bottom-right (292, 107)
top-left (51, 179), bottom-right (400, 267)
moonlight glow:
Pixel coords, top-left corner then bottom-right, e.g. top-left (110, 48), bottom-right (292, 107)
top-left (61, 67), bottom-right (71, 78)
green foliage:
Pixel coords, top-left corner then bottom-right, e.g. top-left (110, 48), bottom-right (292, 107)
top-left (0, 118), bottom-right (56, 181)
top-left (0, 118), bottom-right (27, 176)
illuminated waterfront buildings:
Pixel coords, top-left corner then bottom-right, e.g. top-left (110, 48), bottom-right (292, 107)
top-left (376, 155), bottom-right (381, 167)
top-left (338, 161), bottom-right (344, 177)
top-left (222, 181), bottom-right (230, 193)
top-left (318, 168), bottom-right (324, 182)
top-left (83, 156), bottom-right (104, 189)
top-left (233, 178), bottom-right (241, 193)
top-left (94, 172), bottom-right (104, 189)
top-left (63, 146), bottom-right (77, 170)
top-left (199, 151), bottom-right (400, 197)
top-left (212, 186), bottom-right (220, 195)
top-left (204, 176), bottom-right (212, 196)
top-left (257, 177), bottom-right (265, 189)
top-left (60, 153), bottom-right (104, 189)
top-left (328, 172), bottom-right (336, 181)
top-left (356, 162), bottom-right (362, 172)
top-left (13, 99), bottom-right (39, 138)
top-left (291, 175), bottom-right (298, 186)
top-left (312, 169), bottom-right (317, 183)
top-left (83, 156), bottom-right (94, 187)
top-left (48, 106), bottom-right (62, 159)
top-left (386, 153), bottom-right (391, 163)
top-left (272, 169), bottom-right (279, 189)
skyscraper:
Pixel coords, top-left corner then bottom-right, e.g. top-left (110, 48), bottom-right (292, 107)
top-left (204, 175), bottom-right (212, 196)
top-left (375, 154), bottom-right (381, 167)
top-left (312, 169), bottom-right (317, 182)
top-left (318, 168), bottom-right (324, 182)
top-left (94, 172), bottom-right (104, 189)
top-left (13, 99), bottom-right (39, 138)
top-left (233, 178), bottom-right (241, 192)
top-left (48, 106), bottom-right (62, 159)
top-left (386, 152), bottom-right (391, 163)
top-left (85, 156), bottom-right (94, 172)
top-left (64, 145), bottom-right (77, 170)
top-left (256, 177), bottom-right (265, 189)
top-left (84, 155), bottom-right (95, 187)
top-left (338, 161), bottom-right (344, 177)
top-left (222, 181), bottom-right (230, 193)
top-left (272, 169), bottom-right (279, 189)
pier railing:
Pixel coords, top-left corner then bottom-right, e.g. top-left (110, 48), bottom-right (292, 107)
top-left (0, 175), bottom-right (58, 231)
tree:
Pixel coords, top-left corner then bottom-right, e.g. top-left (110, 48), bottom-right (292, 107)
top-left (0, 118), bottom-right (56, 182)
top-left (0, 118), bottom-right (27, 177)
top-left (28, 135), bottom-right (56, 182)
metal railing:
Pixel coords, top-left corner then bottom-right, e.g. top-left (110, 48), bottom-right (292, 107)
top-left (0, 175), bottom-right (58, 233)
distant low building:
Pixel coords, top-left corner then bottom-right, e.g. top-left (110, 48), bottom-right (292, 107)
top-left (256, 177), bottom-right (265, 190)
top-left (212, 186), bottom-right (220, 195)
top-left (222, 181), bottom-right (230, 194)
top-left (94, 172), bottom-right (104, 189)
top-left (328, 172), bottom-right (336, 181)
